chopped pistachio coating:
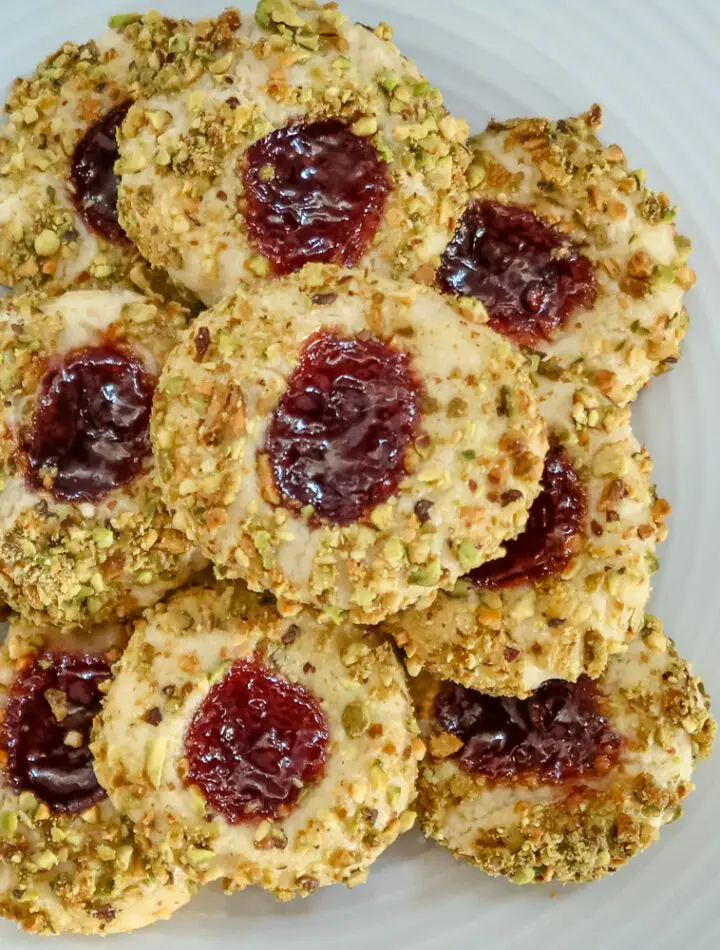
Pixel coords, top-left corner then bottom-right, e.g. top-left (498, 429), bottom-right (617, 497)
top-left (385, 378), bottom-right (669, 695)
top-left (116, 0), bottom-right (471, 305)
top-left (92, 581), bottom-right (423, 900)
top-left (0, 289), bottom-right (205, 630)
top-left (0, 617), bottom-right (194, 936)
top-left (151, 268), bottom-right (547, 623)
top-left (416, 618), bottom-right (715, 884)
top-left (467, 105), bottom-right (694, 406)
top-left (0, 11), bottom-right (206, 304)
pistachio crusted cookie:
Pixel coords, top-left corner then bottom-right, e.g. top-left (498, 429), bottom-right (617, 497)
top-left (384, 379), bottom-right (668, 696)
top-left (0, 11), bottom-right (209, 298)
top-left (0, 289), bottom-right (205, 629)
top-left (439, 106), bottom-right (694, 407)
top-left (416, 618), bottom-right (715, 885)
top-left (0, 617), bottom-right (193, 935)
top-left (152, 269), bottom-right (547, 623)
top-left (92, 582), bottom-right (424, 900)
top-left (116, 0), bottom-right (470, 305)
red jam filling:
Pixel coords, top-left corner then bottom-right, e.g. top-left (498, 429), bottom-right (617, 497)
top-left (70, 101), bottom-right (132, 243)
top-left (437, 200), bottom-right (597, 347)
top-left (264, 330), bottom-right (421, 525)
top-left (23, 344), bottom-right (154, 502)
top-left (469, 446), bottom-right (586, 589)
top-left (2, 652), bottom-right (110, 813)
top-left (243, 119), bottom-right (390, 275)
top-left (435, 676), bottom-right (620, 782)
top-left (185, 657), bottom-right (329, 823)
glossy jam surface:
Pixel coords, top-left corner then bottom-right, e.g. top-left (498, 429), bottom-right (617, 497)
top-left (265, 330), bottom-right (421, 525)
top-left (243, 119), bottom-right (390, 275)
top-left (23, 344), bottom-right (154, 502)
top-left (185, 657), bottom-right (329, 823)
top-left (2, 652), bottom-right (110, 813)
top-left (435, 676), bottom-right (621, 782)
top-left (71, 101), bottom-right (132, 243)
top-left (437, 200), bottom-right (597, 347)
top-left (469, 446), bottom-right (586, 589)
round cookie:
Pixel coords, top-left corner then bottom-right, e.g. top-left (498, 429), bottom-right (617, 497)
top-left (439, 105), bottom-right (694, 407)
top-left (92, 582), bottom-right (424, 900)
top-left (0, 289), bottom-right (205, 630)
top-left (0, 11), bottom-right (215, 299)
top-left (116, 0), bottom-right (470, 305)
top-left (152, 269), bottom-right (547, 623)
top-left (416, 617), bottom-right (716, 885)
top-left (0, 616), bottom-right (193, 936)
top-left (384, 378), bottom-right (668, 696)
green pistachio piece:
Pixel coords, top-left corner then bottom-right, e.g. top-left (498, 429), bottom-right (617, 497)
top-left (651, 263), bottom-right (675, 290)
top-left (383, 537), bottom-right (405, 566)
top-left (342, 701), bottom-right (371, 738)
top-left (93, 527), bottom-right (115, 549)
top-left (145, 737), bottom-right (168, 789)
top-left (458, 540), bottom-right (482, 573)
top-left (0, 811), bottom-right (18, 838)
top-left (251, 529), bottom-right (276, 568)
top-left (34, 850), bottom-right (59, 871)
top-left (188, 847), bottom-right (216, 865)
top-left (168, 33), bottom-right (188, 52)
top-left (247, 254), bottom-right (270, 277)
top-left (409, 558), bottom-right (442, 587)
top-left (378, 72), bottom-right (400, 93)
top-left (109, 14), bottom-right (141, 30)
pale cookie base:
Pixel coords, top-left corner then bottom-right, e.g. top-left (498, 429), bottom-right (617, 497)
top-left (0, 12), bottom-right (207, 303)
top-left (117, 0), bottom-right (469, 305)
top-left (385, 379), bottom-right (668, 696)
top-left (0, 618), bottom-right (193, 936)
top-left (417, 619), bottom-right (716, 885)
top-left (92, 582), bottom-right (424, 900)
top-left (0, 289), bottom-right (205, 630)
top-left (467, 105), bottom-right (694, 407)
top-left (152, 268), bottom-right (547, 623)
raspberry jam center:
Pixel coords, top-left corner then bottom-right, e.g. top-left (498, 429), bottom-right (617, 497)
top-left (71, 101), bottom-right (132, 243)
top-left (23, 344), bottom-right (154, 502)
top-left (2, 652), bottom-right (111, 813)
top-left (435, 676), bottom-right (620, 782)
top-left (469, 446), bottom-right (586, 589)
top-left (243, 119), bottom-right (390, 275)
top-left (185, 657), bottom-right (329, 823)
top-left (437, 200), bottom-right (597, 347)
top-left (264, 330), bottom-right (421, 525)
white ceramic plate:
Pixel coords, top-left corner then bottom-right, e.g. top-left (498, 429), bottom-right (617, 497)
top-left (1, 1), bottom-right (719, 947)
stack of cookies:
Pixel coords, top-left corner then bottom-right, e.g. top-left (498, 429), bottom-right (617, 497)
top-left (0, 2), bottom-right (713, 937)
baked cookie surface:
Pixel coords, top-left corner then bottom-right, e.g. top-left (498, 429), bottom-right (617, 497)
top-left (92, 582), bottom-right (424, 900)
top-left (0, 617), bottom-right (193, 936)
top-left (0, 12), bottom-right (210, 300)
top-left (385, 379), bottom-right (668, 696)
top-left (439, 106), bottom-right (694, 407)
top-left (416, 618), bottom-right (715, 884)
top-left (117, 0), bottom-right (470, 305)
top-left (152, 269), bottom-right (547, 623)
top-left (0, 289), bottom-right (204, 629)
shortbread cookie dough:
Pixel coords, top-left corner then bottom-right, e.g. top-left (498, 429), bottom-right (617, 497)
top-left (439, 106), bottom-right (694, 406)
top-left (0, 617), bottom-right (193, 936)
top-left (0, 11), bottom-right (211, 300)
top-left (152, 269), bottom-right (547, 623)
top-left (0, 289), bottom-right (204, 629)
top-left (117, 0), bottom-right (470, 305)
top-left (92, 582), bottom-right (424, 900)
top-left (416, 617), bottom-right (715, 884)
top-left (385, 379), bottom-right (668, 695)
